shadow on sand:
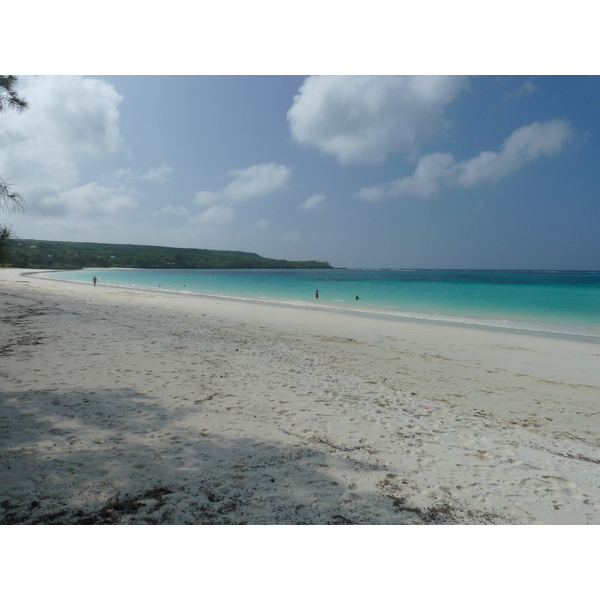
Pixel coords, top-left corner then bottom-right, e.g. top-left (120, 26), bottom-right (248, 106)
top-left (0, 285), bottom-right (479, 524)
top-left (0, 384), bottom-right (461, 525)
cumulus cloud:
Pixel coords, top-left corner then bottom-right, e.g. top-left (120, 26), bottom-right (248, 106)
top-left (195, 163), bottom-right (290, 206)
top-left (457, 120), bottom-right (572, 186)
top-left (287, 75), bottom-right (467, 165)
top-left (157, 204), bottom-right (192, 218)
top-left (194, 190), bottom-right (221, 207)
top-left (191, 163), bottom-right (290, 227)
top-left (0, 76), bottom-right (184, 235)
top-left (224, 163), bottom-right (290, 201)
top-left (0, 76), bottom-right (123, 200)
top-left (355, 119), bottom-right (573, 201)
top-left (37, 183), bottom-right (138, 217)
top-left (299, 193), bottom-right (325, 211)
top-left (356, 153), bottom-right (456, 201)
top-left (190, 205), bottom-right (235, 226)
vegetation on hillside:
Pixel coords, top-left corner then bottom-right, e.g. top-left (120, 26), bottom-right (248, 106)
top-left (7, 239), bottom-right (334, 270)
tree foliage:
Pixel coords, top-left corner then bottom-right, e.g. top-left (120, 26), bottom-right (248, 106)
top-left (1, 76), bottom-right (28, 266)
top-left (11, 239), bottom-right (335, 270)
top-left (0, 179), bottom-right (25, 214)
top-left (0, 226), bottom-right (13, 267)
top-left (0, 78), bottom-right (28, 213)
top-left (0, 76), bottom-right (29, 113)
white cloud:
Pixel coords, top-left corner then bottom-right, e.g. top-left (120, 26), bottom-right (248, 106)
top-left (157, 204), bottom-right (192, 218)
top-left (503, 80), bottom-right (537, 101)
top-left (287, 75), bottom-right (467, 165)
top-left (224, 163), bottom-right (290, 201)
top-left (192, 163), bottom-right (290, 227)
top-left (0, 76), bottom-right (122, 200)
top-left (0, 76), bottom-right (185, 240)
top-left (456, 119), bottom-right (573, 187)
top-left (115, 162), bottom-right (173, 183)
top-left (194, 190), bottom-right (221, 207)
top-left (195, 162), bottom-right (290, 206)
top-left (299, 193), bottom-right (325, 211)
top-left (355, 119), bottom-right (573, 201)
top-left (38, 183), bottom-right (138, 217)
top-left (190, 205), bottom-right (235, 226)
top-left (140, 162), bottom-right (174, 182)
top-left (356, 153), bottom-right (456, 201)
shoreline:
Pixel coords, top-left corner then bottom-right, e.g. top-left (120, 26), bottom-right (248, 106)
top-left (26, 269), bottom-right (600, 344)
top-left (2, 268), bottom-right (600, 524)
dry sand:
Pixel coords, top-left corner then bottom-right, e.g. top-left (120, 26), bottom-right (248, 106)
top-left (1, 268), bottom-right (600, 524)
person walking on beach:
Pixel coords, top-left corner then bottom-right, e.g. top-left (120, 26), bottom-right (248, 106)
top-left (93, 276), bottom-right (97, 287)
top-left (315, 290), bottom-right (319, 299)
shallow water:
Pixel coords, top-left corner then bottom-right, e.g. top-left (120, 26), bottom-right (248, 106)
top-left (33, 268), bottom-right (600, 339)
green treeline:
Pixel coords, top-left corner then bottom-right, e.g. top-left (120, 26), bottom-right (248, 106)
top-left (8, 239), bottom-right (334, 270)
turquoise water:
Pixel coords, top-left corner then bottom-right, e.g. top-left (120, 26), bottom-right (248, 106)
top-left (32, 268), bottom-right (600, 339)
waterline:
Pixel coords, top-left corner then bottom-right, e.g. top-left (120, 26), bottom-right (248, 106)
top-left (30, 268), bottom-right (600, 340)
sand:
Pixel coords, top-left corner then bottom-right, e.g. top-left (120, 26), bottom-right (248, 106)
top-left (1, 268), bottom-right (600, 525)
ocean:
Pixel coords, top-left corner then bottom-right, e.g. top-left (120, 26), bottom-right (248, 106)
top-left (32, 268), bottom-right (600, 340)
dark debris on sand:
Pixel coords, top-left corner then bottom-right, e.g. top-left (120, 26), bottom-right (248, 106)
top-left (1, 487), bottom-right (175, 525)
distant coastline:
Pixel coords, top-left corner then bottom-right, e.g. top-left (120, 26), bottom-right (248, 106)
top-left (8, 239), bottom-right (336, 270)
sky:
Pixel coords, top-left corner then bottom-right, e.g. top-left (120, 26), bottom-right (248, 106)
top-left (2, 0), bottom-right (599, 271)
top-left (2, 74), bottom-right (599, 269)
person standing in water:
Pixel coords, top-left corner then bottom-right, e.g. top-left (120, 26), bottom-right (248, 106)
top-left (92, 276), bottom-right (97, 287)
top-left (315, 290), bottom-right (319, 299)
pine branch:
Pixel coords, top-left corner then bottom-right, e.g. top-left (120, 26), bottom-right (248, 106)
top-left (0, 178), bottom-right (25, 213)
top-left (0, 75), bottom-right (29, 113)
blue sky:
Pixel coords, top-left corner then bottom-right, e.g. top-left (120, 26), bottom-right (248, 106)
top-left (2, 74), bottom-right (599, 269)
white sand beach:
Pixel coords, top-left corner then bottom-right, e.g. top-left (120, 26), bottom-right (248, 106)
top-left (1, 268), bottom-right (600, 525)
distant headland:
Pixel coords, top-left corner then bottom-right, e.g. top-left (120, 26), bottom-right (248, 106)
top-left (9, 239), bottom-right (336, 270)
